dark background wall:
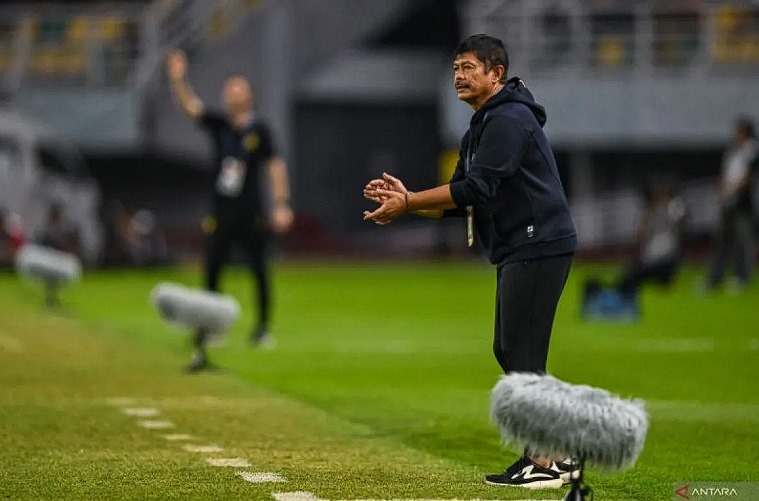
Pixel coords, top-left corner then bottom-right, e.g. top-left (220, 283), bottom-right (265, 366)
top-left (293, 101), bottom-right (439, 235)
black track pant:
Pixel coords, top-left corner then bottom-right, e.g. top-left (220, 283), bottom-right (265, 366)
top-left (493, 253), bottom-right (572, 374)
top-left (708, 207), bottom-right (754, 287)
top-left (204, 215), bottom-right (270, 329)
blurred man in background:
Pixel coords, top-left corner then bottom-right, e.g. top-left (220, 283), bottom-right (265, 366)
top-left (103, 200), bottom-right (160, 267)
top-left (36, 203), bottom-right (82, 259)
top-left (167, 50), bottom-right (293, 372)
top-left (582, 183), bottom-right (686, 321)
top-left (363, 34), bottom-right (577, 489)
top-left (707, 117), bottom-right (758, 293)
top-left (0, 208), bottom-right (26, 269)
top-left (618, 183), bottom-right (686, 291)
top-left (104, 202), bottom-right (168, 268)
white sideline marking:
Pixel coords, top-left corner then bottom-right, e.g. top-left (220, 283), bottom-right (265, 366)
top-left (183, 444), bottom-right (224, 453)
top-left (273, 493), bottom-right (321, 501)
top-left (106, 397), bottom-right (137, 406)
top-left (237, 471), bottom-right (286, 483)
top-left (122, 407), bottom-right (161, 417)
top-left (0, 333), bottom-right (24, 353)
top-left (206, 457), bottom-right (251, 467)
top-left (162, 434), bottom-right (194, 441)
top-left (137, 419), bottom-right (175, 430)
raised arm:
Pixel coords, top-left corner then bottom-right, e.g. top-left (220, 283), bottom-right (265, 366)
top-left (166, 50), bottom-right (204, 120)
top-left (268, 156), bottom-right (294, 234)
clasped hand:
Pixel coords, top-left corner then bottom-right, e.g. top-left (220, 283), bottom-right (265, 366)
top-left (363, 173), bottom-right (408, 225)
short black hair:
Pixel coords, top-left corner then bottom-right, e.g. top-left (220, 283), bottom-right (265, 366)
top-left (453, 34), bottom-right (509, 82)
top-left (736, 116), bottom-right (756, 139)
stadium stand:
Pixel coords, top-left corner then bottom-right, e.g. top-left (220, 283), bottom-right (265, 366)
top-left (0, 0), bottom-right (263, 91)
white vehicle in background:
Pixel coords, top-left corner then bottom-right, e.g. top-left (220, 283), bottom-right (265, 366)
top-left (0, 108), bottom-right (103, 264)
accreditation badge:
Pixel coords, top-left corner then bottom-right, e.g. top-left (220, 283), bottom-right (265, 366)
top-left (465, 151), bottom-right (475, 247)
top-left (216, 156), bottom-right (246, 197)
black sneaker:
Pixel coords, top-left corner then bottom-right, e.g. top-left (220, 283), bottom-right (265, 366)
top-left (554, 457), bottom-right (582, 484)
top-left (485, 456), bottom-right (564, 489)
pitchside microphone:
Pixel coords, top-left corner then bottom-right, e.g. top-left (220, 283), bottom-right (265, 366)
top-left (150, 283), bottom-right (240, 341)
top-left (490, 373), bottom-right (649, 501)
top-left (15, 244), bottom-right (82, 308)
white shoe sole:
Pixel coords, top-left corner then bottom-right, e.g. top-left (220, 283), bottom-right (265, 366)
top-left (485, 478), bottom-right (564, 489)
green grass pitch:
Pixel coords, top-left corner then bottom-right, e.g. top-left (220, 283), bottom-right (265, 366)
top-left (0, 262), bottom-right (757, 500)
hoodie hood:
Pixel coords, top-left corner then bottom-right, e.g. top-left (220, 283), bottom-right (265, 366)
top-left (471, 77), bottom-right (547, 127)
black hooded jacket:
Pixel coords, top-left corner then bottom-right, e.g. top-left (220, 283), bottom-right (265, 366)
top-left (447, 77), bottom-right (577, 265)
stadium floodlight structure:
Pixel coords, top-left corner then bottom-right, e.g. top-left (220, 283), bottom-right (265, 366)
top-left (150, 283), bottom-right (240, 343)
top-left (491, 373), bottom-right (649, 501)
top-left (15, 244), bottom-right (82, 308)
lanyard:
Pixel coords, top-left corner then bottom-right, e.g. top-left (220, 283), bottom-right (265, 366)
top-left (464, 146), bottom-right (474, 248)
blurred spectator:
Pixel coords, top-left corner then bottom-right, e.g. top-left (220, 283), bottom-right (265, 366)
top-left (582, 183), bottom-right (686, 321)
top-left (707, 117), bottom-right (758, 292)
top-left (0, 208), bottom-right (26, 268)
top-left (36, 203), bottom-right (82, 258)
top-left (103, 201), bottom-right (168, 267)
top-left (618, 184), bottom-right (686, 291)
top-left (102, 200), bottom-right (129, 266)
top-left (127, 209), bottom-right (168, 266)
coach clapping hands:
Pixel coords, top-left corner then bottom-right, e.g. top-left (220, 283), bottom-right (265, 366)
top-left (363, 173), bottom-right (410, 225)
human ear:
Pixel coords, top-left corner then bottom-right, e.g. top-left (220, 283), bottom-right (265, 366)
top-left (491, 64), bottom-right (505, 83)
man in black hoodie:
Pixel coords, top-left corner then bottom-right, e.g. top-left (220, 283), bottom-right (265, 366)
top-left (363, 34), bottom-right (578, 489)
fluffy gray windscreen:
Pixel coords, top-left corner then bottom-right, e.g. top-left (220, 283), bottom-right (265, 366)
top-left (150, 282), bottom-right (240, 335)
top-left (490, 373), bottom-right (649, 470)
top-left (15, 244), bottom-right (82, 284)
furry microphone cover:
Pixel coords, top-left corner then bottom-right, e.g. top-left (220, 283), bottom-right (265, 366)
top-left (15, 244), bottom-right (82, 284)
top-left (150, 282), bottom-right (240, 336)
top-left (490, 373), bottom-right (648, 470)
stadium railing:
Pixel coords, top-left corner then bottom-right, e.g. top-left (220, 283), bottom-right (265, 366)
top-left (0, 0), bottom-right (264, 95)
top-left (464, 0), bottom-right (759, 76)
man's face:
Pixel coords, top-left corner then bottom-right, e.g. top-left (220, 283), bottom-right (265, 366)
top-left (453, 52), bottom-right (500, 106)
top-left (223, 76), bottom-right (253, 113)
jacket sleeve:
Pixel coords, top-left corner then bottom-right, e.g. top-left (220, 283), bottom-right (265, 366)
top-left (442, 134), bottom-right (469, 218)
top-left (449, 114), bottom-right (527, 207)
